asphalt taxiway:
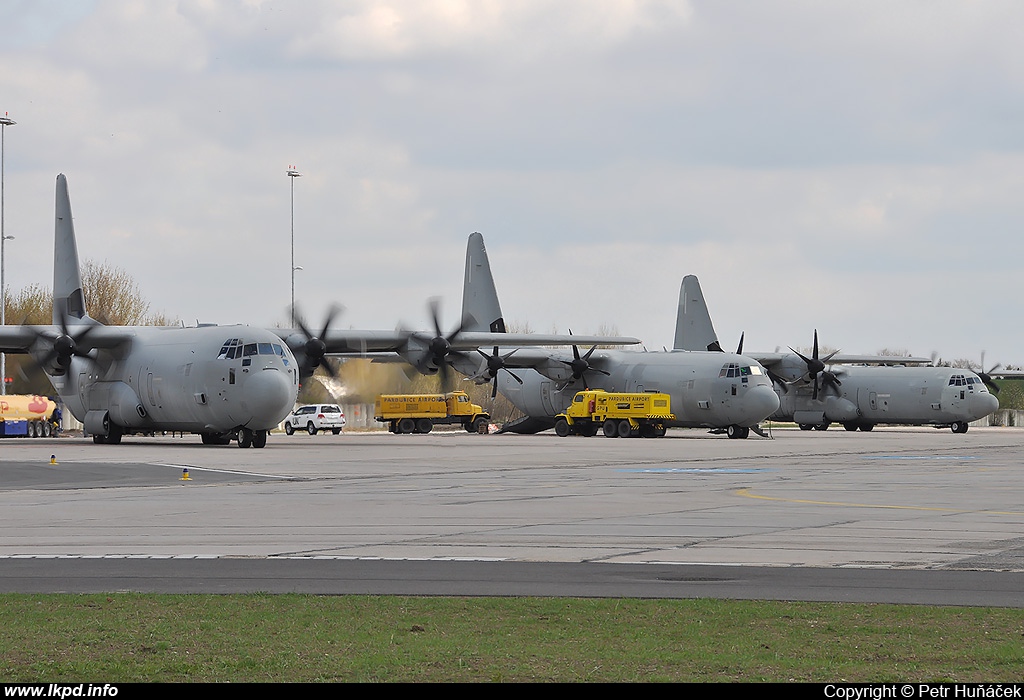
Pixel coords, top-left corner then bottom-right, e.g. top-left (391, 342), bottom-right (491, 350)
top-left (2, 427), bottom-right (1023, 604)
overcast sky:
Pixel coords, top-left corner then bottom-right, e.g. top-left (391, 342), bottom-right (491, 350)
top-left (2, 1), bottom-right (1023, 364)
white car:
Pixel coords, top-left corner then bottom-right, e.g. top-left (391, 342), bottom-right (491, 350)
top-left (283, 404), bottom-right (346, 435)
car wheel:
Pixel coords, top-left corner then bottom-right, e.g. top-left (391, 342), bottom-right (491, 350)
top-left (554, 418), bottom-right (570, 437)
top-left (307, 422), bottom-right (317, 435)
top-left (285, 423), bottom-right (294, 435)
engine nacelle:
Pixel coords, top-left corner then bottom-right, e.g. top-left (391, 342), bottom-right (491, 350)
top-left (823, 396), bottom-right (859, 422)
top-left (88, 381), bottom-right (148, 428)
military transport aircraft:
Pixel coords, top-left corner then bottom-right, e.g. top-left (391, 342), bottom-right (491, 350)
top-left (0, 175), bottom-right (639, 448)
top-left (445, 233), bottom-right (781, 437)
top-left (673, 276), bottom-right (1000, 433)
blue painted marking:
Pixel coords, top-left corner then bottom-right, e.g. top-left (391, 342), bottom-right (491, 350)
top-left (618, 468), bottom-right (771, 474)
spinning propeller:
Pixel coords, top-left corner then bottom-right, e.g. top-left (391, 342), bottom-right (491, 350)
top-left (290, 303), bottom-right (342, 379)
top-left (476, 346), bottom-right (523, 398)
top-left (977, 352), bottom-right (1001, 395)
top-left (30, 310), bottom-right (99, 372)
top-left (559, 331), bottom-right (610, 386)
top-left (790, 330), bottom-right (842, 400)
top-left (418, 298), bottom-right (473, 388)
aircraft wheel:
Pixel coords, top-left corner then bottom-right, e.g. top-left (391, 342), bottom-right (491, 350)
top-left (603, 420), bottom-right (618, 437)
top-left (105, 424), bottom-right (123, 445)
top-left (951, 421), bottom-right (969, 434)
top-left (844, 423), bottom-right (859, 432)
top-left (398, 418), bottom-right (416, 434)
top-left (252, 430), bottom-right (267, 448)
top-left (798, 424), bottom-right (813, 431)
top-left (859, 423), bottom-right (874, 432)
top-left (284, 423), bottom-right (294, 435)
top-left (554, 418), bottom-right (570, 437)
top-left (238, 428), bottom-right (253, 448)
top-left (93, 434), bottom-right (106, 444)
top-left (617, 420), bottom-right (633, 438)
top-left (726, 424), bottom-right (740, 439)
top-left (814, 422), bottom-right (830, 431)
top-left (307, 422), bottom-right (317, 435)
top-left (417, 418), bottom-right (433, 434)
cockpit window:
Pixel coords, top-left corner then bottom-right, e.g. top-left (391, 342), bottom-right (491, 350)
top-left (243, 343), bottom-right (258, 357)
top-left (719, 363), bottom-right (764, 378)
top-left (258, 342), bottom-right (273, 355)
top-left (218, 338), bottom-right (242, 360)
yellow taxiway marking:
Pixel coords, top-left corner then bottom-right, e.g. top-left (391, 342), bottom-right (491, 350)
top-left (735, 488), bottom-right (1024, 516)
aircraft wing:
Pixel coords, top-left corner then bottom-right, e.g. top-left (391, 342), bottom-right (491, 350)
top-left (272, 329), bottom-right (641, 355)
top-left (751, 352), bottom-right (933, 368)
top-left (0, 324), bottom-right (135, 354)
top-left (449, 333), bottom-right (639, 349)
top-left (0, 326), bottom-right (38, 353)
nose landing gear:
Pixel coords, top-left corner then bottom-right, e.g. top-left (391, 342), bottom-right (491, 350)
top-left (237, 428), bottom-right (268, 448)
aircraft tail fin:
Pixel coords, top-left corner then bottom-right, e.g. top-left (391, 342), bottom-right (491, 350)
top-left (673, 275), bottom-right (722, 352)
top-left (461, 232), bottom-right (506, 333)
top-left (52, 174), bottom-right (89, 324)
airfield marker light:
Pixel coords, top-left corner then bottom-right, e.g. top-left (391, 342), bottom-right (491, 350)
top-left (50, 455), bottom-right (57, 465)
top-left (181, 468), bottom-right (191, 481)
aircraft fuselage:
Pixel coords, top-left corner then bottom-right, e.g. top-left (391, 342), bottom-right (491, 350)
top-left (47, 325), bottom-right (298, 437)
top-left (772, 365), bottom-right (999, 431)
top-left (495, 349), bottom-right (780, 432)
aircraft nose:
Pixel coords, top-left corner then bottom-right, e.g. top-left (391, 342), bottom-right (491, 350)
top-left (244, 369), bottom-right (295, 429)
top-left (743, 384), bottom-right (781, 424)
top-left (737, 384), bottom-right (774, 423)
top-left (970, 392), bottom-right (999, 420)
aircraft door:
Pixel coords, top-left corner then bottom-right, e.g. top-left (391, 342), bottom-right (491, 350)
top-left (539, 381), bottom-right (556, 416)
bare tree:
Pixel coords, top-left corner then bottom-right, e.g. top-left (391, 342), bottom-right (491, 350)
top-left (2, 261), bottom-right (176, 394)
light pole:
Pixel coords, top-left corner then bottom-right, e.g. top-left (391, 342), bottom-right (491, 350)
top-left (0, 113), bottom-right (15, 396)
top-left (287, 166), bottom-right (301, 327)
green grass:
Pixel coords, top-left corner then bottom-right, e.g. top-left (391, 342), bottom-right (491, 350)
top-left (2, 595), bottom-right (1024, 682)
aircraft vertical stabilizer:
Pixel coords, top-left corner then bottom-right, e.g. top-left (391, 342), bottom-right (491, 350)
top-left (673, 275), bottom-right (722, 352)
top-left (52, 174), bottom-right (88, 323)
top-left (461, 231), bottom-right (506, 333)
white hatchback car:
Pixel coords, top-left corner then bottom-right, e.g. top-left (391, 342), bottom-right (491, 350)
top-left (283, 404), bottom-right (346, 435)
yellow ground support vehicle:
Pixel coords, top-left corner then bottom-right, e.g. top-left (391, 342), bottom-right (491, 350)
top-left (555, 389), bottom-right (673, 438)
top-left (375, 391), bottom-right (490, 434)
top-left (0, 395), bottom-right (59, 438)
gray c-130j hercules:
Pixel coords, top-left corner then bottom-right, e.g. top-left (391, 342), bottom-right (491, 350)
top-left (445, 233), bottom-right (780, 437)
top-left (0, 175), bottom-right (639, 447)
top-left (673, 276), bottom-right (1000, 433)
